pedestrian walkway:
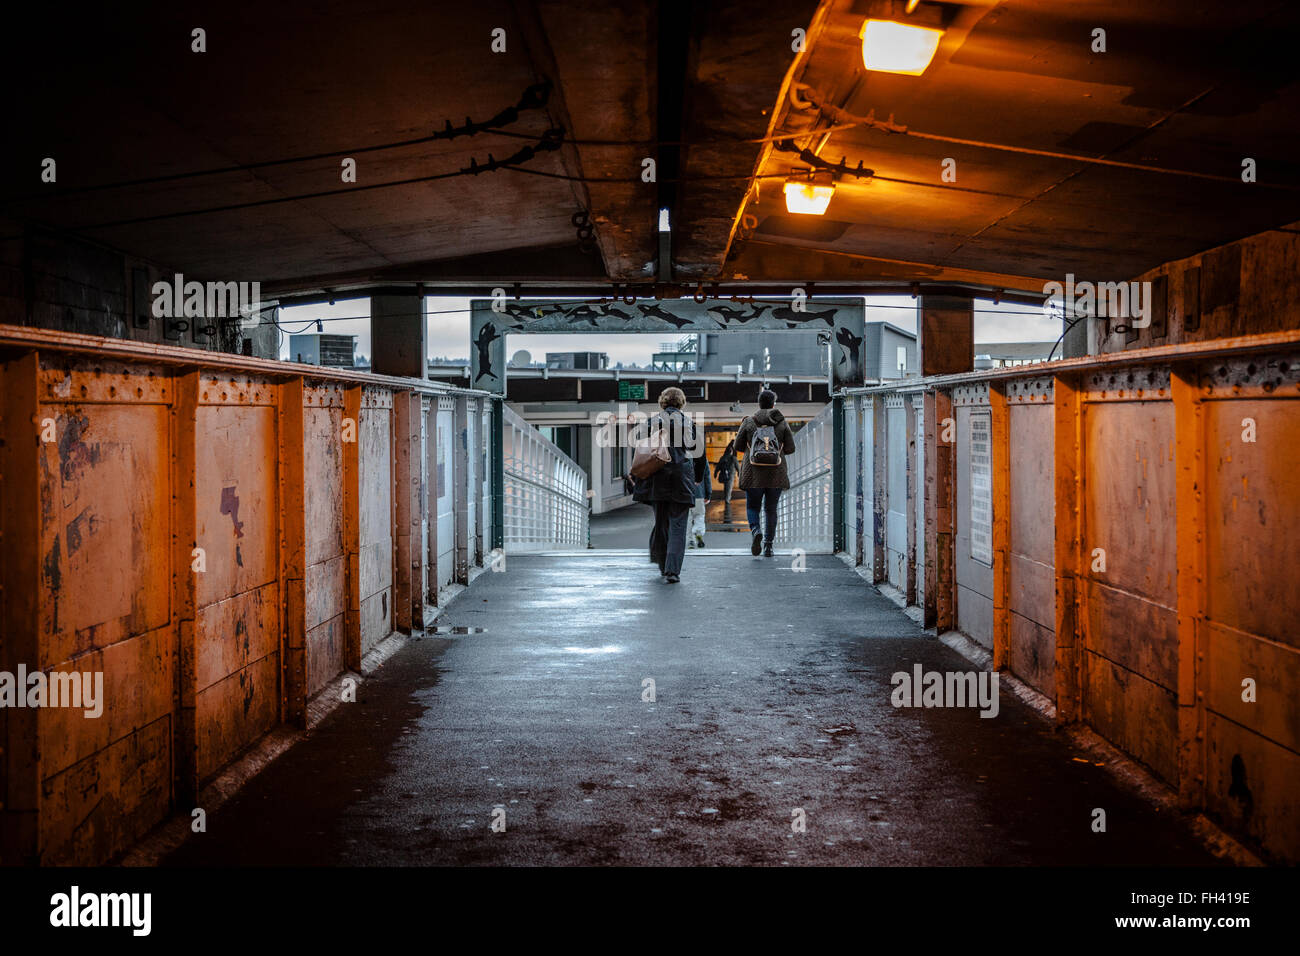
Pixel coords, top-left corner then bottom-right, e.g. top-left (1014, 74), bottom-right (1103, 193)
top-left (588, 502), bottom-right (744, 551)
top-left (160, 554), bottom-right (1222, 866)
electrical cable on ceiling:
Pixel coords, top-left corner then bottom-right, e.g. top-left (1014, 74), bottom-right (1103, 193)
top-left (68, 129), bottom-right (568, 231)
top-left (788, 82), bottom-right (1300, 190)
top-left (0, 83), bottom-right (556, 204)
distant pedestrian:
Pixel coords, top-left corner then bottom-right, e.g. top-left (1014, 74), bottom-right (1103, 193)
top-left (733, 389), bottom-right (796, 557)
top-left (631, 387), bottom-right (707, 583)
top-left (713, 440), bottom-right (737, 521)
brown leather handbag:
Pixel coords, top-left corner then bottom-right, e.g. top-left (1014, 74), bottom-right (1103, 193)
top-left (630, 427), bottom-right (671, 479)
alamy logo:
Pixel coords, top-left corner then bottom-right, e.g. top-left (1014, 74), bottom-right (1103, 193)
top-left (1043, 274), bottom-right (1152, 328)
top-left (152, 273), bottom-right (262, 329)
top-left (0, 666), bottom-right (103, 718)
top-left (50, 886), bottom-right (151, 936)
top-left (594, 403), bottom-right (705, 458)
top-left (891, 665), bottom-right (999, 718)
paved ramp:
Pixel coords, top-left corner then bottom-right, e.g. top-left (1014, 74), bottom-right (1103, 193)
top-left (162, 553), bottom-right (1220, 866)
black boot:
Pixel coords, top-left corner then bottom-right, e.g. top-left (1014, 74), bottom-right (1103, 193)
top-left (751, 529), bottom-right (763, 555)
top-left (763, 537), bottom-right (774, 557)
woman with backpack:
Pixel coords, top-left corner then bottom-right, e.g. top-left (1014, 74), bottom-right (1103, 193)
top-left (733, 389), bottom-right (796, 557)
top-left (631, 387), bottom-right (708, 583)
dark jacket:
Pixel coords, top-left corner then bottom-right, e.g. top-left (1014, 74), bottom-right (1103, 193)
top-left (735, 408), bottom-right (796, 490)
top-left (713, 446), bottom-right (737, 481)
top-left (632, 408), bottom-right (708, 505)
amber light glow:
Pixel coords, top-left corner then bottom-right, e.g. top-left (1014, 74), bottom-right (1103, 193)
top-left (860, 19), bottom-right (944, 75)
top-left (783, 177), bottom-right (835, 215)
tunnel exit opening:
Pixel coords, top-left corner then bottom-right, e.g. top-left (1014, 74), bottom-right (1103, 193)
top-left (478, 296), bottom-right (857, 555)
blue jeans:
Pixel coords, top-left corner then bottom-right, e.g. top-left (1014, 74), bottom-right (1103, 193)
top-left (745, 488), bottom-right (781, 541)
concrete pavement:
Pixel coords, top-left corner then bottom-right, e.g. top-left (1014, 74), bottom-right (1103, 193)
top-left (160, 553), bottom-right (1222, 866)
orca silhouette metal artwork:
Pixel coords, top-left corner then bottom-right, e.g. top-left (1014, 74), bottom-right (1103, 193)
top-left (469, 297), bottom-right (866, 394)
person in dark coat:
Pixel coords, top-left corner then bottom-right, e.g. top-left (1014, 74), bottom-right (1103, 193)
top-left (713, 440), bottom-right (737, 521)
top-left (632, 387), bottom-right (707, 583)
top-left (733, 389), bottom-right (796, 557)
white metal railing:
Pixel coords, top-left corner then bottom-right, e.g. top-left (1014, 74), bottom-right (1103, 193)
top-left (502, 405), bottom-right (589, 551)
top-left (777, 402), bottom-right (833, 552)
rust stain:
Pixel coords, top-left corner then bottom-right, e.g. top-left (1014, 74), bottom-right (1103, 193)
top-left (238, 669), bottom-right (255, 717)
top-left (57, 412), bottom-right (100, 482)
top-left (43, 535), bottom-right (62, 632)
top-left (220, 486), bottom-right (245, 538)
top-left (65, 507), bottom-right (97, 557)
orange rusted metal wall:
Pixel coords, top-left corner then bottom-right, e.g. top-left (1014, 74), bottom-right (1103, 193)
top-left (0, 327), bottom-right (495, 865)
top-left (846, 331), bottom-right (1300, 864)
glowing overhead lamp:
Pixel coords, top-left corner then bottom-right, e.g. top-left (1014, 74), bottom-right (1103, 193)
top-left (859, 18), bottom-right (944, 75)
top-left (783, 170), bottom-right (835, 216)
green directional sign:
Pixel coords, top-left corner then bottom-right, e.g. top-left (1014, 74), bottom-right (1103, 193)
top-left (617, 381), bottom-right (647, 401)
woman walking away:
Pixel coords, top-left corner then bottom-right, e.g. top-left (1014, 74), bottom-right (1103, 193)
top-left (632, 387), bottom-right (707, 583)
top-left (733, 389), bottom-right (796, 557)
top-left (689, 449), bottom-right (712, 549)
top-left (713, 440), bottom-right (737, 522)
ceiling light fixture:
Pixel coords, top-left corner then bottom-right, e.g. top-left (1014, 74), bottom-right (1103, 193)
top-left (860, 19), bottom-right (944, 75)
top-left (783, 170), bottom-right (835, 216)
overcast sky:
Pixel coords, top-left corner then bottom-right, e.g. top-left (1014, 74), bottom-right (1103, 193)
top-left (279, 295), bottom-right (1061, 365)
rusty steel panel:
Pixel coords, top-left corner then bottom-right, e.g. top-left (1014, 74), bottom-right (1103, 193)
top-left (194, 584), bottom-right (279, 694)
top-left (1005, 399), bottom-right (1055, 695)
top-left (305, 556), bottom-right (347, 633)
top-left (1081, 396), bottom-right (1180, 784)
top-left (194, 655), bottom-right (281, 782)
top-left (1009, 612), bottom-right (1055, 697)
top-left (40, 623), bottom-right (173, 783)
top-left (1082, 651), bottom-right (1179, 784)
top-left (1204, 711), bottom-right (1300, 863)
top-left (954, 388), bottom-right (994, 648)
top-left (1083, 579), bottom-right (1179, 691)
top-left (303, 392), bottom-right (347, 694)
top-left (306, 617), bottom-right (346, 698)
top-left (1205, 621), bottom-right (1300, 756)
top-left (1082, 400), bottom-right (1177, 606)
top-left (0, 326), bottom-right (494, 865)
top-left (195, 405), bottom-right (279, 605)
top-left (1007, 404), bottom-right (1055, 573)
top-left (39, 357), bottom-right (172, 406)
top-left (1203, 399), bottom-right (1300, 647)
top-left (884, 397), bottom-right (907, 591)
top-left (39, 403), bottom-right (172, 663)
top-left (358, 405), bottom-right (394, 654)
top-left (193, 401), bottom-right (281, 781)
top-left (39, 716), bottom-right (171, 865)
top-left (304, 398), bottom-right (345, 568)
top-left (25, 359), bottom-right (177, 864)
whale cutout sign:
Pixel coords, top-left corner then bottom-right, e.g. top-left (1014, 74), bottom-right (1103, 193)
top-left (469, 297), bottom-right (867, 395)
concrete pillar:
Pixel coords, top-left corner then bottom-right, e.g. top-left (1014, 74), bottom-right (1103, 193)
top-left (918, 296), bottom-right (974, 377)
top-left (370, 294), bottom-right (427, 379)
top-left (1062, 312), bottom-right (1089, 358)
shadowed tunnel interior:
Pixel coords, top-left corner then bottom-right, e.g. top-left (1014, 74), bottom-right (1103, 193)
top-left (0, 0), bottom-right (1297, 880)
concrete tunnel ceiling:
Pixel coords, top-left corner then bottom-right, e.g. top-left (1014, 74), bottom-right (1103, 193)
top-left (2, 0), bottom-right (1299, 298)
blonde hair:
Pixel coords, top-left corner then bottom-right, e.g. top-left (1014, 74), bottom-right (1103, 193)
top-left (658, 386), bottom-right (686, 409)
